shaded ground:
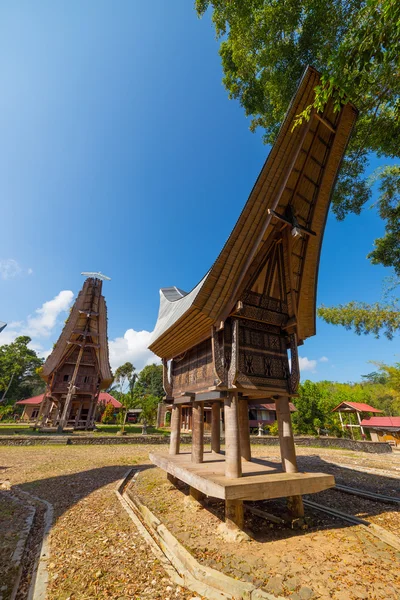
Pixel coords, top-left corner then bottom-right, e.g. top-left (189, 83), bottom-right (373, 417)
top-left (0, 492), bottom-right (31, 600)
top-left (0, 443), bottom-right (399, 599)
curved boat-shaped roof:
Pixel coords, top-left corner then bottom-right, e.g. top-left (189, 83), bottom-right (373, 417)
top-left (149, 66), bottom-right (357, 359)
top-left (42, 278), bottom-right (113, 388)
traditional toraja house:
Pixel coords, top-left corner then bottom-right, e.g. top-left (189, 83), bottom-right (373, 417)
top-left (148, 66), bottom-right (358, 532)
top-left (16, 391), bottom-right (121, 424)
top-left (34, 276), bottom-right (113, 432)
top-left (331, 401), bottom-right (383, 438)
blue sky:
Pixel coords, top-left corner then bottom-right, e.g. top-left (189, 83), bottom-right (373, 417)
top-left (0, 1), bottom-right (398, 380)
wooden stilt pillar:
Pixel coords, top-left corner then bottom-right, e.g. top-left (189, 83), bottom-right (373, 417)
top-left (52, 402), bottom-right (60, 427)
top-left (169, 404), bottom-right (181, 455)
top-left (211, 402), bottom-right (221, 454)
top-left (191, 402), bottom-right (204, 463)
top-left (58, 346), bottom-right (84, 432)
top-left (85, 396), bottom-right (96, 430)
top-left (225, 499), bottom-right (244, 530)
top-left (224, 392), bottom-right (242, 478)
top-left (189, 486), bottom-right (204, 502)
top-left (36, 395), bottom-right (51, 429)
top-left (167, 473), bottom-right (178, 486)
top-left (238, 397), bottom-right (251, 461)
top-left (74, 402), bottom-right (83, 428)
top-left (276, 396), bottom-right (304, 518)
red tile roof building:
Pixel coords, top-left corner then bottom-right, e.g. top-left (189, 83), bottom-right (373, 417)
top-left (16, 392), bottom-right (121, 423)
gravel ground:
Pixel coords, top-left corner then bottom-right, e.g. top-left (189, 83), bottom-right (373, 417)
top-left (1, 443), bottom-right (399, 600)
top-left (134, 447), bottom-right (400, 600)
top-left (0, 445), bottom-right (197, 600)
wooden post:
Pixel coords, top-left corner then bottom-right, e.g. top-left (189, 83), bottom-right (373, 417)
top-left (52, 402), bottom-right (61, 427)
top-left (74, 402), bottom-right (83, 428)
top-left (349, 413), bottom-right (355, 439)
top-left (169, 404), bottom-right (181, 455)
top-left (225, 499), bottom-right (244, 530)
top-left (356, 411), bottom-right (365, 436)
top-left (191, 402), bottom-right (204, 463)
top-left (275, 396), bottom-right (304, 518)
top-left (339, 410), bottom-right (344, 432)
top-left (211, 402), bottom-right (221, 454)
top-left (58, 346), bottom-right (84, 432)
top-left (189, 486), bottom-right (205, 502)
top-left (85, 396), bottom-right (97, 430)
top-left (224, 392), bottom-right (242, 478)
top-left (36, 395), bottom-right (51, 429)
top-left (238, 397), bottom-right (251, 461)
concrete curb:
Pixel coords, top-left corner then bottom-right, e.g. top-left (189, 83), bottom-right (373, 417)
top-left (15, 489), bottom-right (54, 600)
top-left (116, 468), bottom-right (285, 600)
top-left (6, 493), bottom-right (37, 600)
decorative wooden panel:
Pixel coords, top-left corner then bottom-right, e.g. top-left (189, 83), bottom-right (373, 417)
top-left (171, 338), bottom-right (216, 396)
top-left (235, 318), bottom-right (290, 392)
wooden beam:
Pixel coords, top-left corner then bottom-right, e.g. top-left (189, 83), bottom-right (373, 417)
top-left (66, 341), bottom-right (100, 348)
top-left (314, 112), bottom-right (336, 133)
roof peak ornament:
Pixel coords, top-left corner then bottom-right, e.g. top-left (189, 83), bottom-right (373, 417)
top-left (81, 271), bottom-right (111, 281)
top-left (268, 205), bottom-right (316, 238)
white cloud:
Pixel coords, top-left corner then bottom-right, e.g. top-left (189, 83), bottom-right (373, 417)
top-left (108, 328), bottom-right (160, 373)
top-left (0, 259), bottom-right (22, 280)
top-left (299, 356), bottom-right (317, 372)
top-left (25, 290), bottom-right (74, 338)
top-left (319, 356), bottom-right (329, 362)
top-left (27, 268), bottom-right (34, 275)
top-left (0, 290), bottom-right (74, 356)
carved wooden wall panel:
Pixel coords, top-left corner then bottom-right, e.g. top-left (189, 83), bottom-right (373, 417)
top-left (235, 318), bottom-right (290, 392)
top-left (171, 338), bottom-right (215, 396)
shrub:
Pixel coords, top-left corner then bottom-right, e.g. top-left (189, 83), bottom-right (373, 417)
top-left (269, 421), bottom-right (279, 436)
top-left (101, 403), bottom-right (115, 424)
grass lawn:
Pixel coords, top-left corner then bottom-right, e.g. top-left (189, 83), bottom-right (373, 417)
top-left (0, 423), bottom-right (169, 436)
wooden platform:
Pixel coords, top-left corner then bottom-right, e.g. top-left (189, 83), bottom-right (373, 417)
top-left (149, 452), bottom-right (335, 501)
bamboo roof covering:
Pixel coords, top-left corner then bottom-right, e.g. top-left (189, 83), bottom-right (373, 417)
top-left (42, 278), bottom-right (113, 388)
top-left (149, 66), bottom-right (357, 359)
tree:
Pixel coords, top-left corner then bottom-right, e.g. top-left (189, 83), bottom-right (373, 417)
top-left (138, 394), bottom-right (160, 426)
top-left (196, 0), bottom-right (400, 338)
top-left (114, 362), bottom-right (137, 432)
top-left (0, 336), bottom-right (44, 402)
top-left (317, 301), bottom-right (400, 340)
top-left (114, 362), bottom-right (137, 399)
top-left (135, 364), bottom-right (164, 399)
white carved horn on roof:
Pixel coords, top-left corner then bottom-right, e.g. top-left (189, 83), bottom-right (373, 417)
top-left (81, 272), bottom-right (111, 281)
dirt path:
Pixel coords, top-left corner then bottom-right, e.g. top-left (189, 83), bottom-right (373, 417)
top-left (1, 444), bottom-right (399, 599)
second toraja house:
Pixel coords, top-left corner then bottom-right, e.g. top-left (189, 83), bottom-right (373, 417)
top-left (148, 66), bottom-right (358, 530)
top-left (35, 277), bottom-right (113, 432)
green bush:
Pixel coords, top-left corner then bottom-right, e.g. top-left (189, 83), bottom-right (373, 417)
top-left (269, 421), bottom-right (279, 436)
top-left (101, 403), bottom-right (115, 424)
